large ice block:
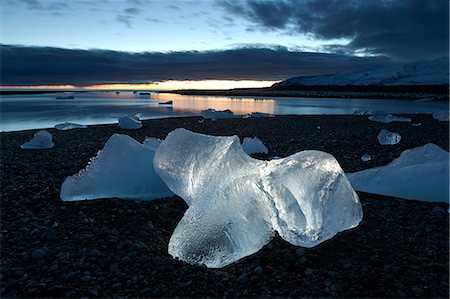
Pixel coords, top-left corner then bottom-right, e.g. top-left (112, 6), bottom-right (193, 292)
top-left (154, 128), bottom-right (362, 268)
top-left (61, 134), bottom-right (173, 201)
top-left (347, 143), bottom-right (449, 202)
top-left (201, 109), bottom-right (241, 120)
top-left (21, 130), bottom-right (54, 149)
top-left (55, 122), bottom-right (87, 130)
top-left (368, 114), bottom-right (411, 123)
top-left (118, 115), bottom-right (142, 129)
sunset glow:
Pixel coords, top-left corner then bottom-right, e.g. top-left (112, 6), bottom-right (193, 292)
top-left (1, 80), bottom-right (278, 91)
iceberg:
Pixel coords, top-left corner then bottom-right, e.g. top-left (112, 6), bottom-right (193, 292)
top-left (432, 110), bottom-right (449, 121)
top-left (377, 129), bottom-right (401, 145)
top-left (201, 109), bottom-right (241, 120)
top-left (55, 122), bottom-right (87, 130)
top-left (21, 130), bottom-right (54, 149)
top-left (348, 143), bottom-right (449, 202)
top-left (242, 137), bottom-right (269, 154)
top-left (118, 115), bottom-right (142, 129)
top-left (361, 154), bottom-right (371, 162)
top-left (154, 129), bottom-right (362, 268)
top-left (368, 114), bottom-right (411, 123)
top-left (249, 112), bottom-right (274, 118)
top-left (60, 134), bottom-right (173, 201)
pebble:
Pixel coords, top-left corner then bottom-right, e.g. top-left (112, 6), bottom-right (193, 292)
top-left (411, 287), bottom-right (424, 297)
top-left (31, 248), bottom-right (46, 260)
top-left (295, 248), bottom-right (305, 257)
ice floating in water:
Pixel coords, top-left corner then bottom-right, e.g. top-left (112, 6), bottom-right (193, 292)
top-left (55, 122), bottom-right (87, 130)
top-left (241, 137), bottom-right (269, 154)
top-left (21, 130), bottom-right (54, 149)
top-left (361, 154), bottom-right (371, 162)
top-left (201, 109), bottom-right (241, 120)
top-left (159, 101), bottom-right (173, 105)
top-left (60, 134), bottom-right (173, 201)
top-left (154, 128), bottom-right (362, 268)
top-left (352, 110), bottom-right (371, 116)
top-left (368, 114), bottom-right (411, 123)
top-left (118, 115), bottom-right (142, 129)
top-left (249, 112), bottom-right (274, 118)
top-left (348, 143), bottom-right (449, 202)
top-left (432, 110), bottom-right (449, 121)
top-left (378, 129), bottom-right (401, 145)
top-left (143, 137), bottom-right (163, 151)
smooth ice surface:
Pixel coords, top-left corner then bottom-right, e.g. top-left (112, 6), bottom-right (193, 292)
top-left (118, 115), bottom-right (142, 129)
top-left (368, 114), bottom-right (411, 123)
top-left (348, 143), bottom-right (449, 202)
top-left (55, 122), bottom-right (87, 130)
top-left (154, 128), bottom-right (362, 268)
top-left (361, 154), bottom-right (372, 162)
top-left (378, 129), bottom-right (401, 145)
top-left (21, 130), bottom-right (54, 149)
top-left (433, 110), bottom-right (449, 121)
top-left (201, 109), bottom-right (241, 120)
top-left (61, 134), bottom-right (173, 201)
top-left (242, 137), bottom-right (269, 154)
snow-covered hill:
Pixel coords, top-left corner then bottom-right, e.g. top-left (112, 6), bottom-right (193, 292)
top-left (274, 57), bottom-right (449, 87)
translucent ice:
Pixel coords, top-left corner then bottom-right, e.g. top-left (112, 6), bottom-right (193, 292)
top-left (61, 134), bottom-right (173, 201)
top-left (432, 110), bottom-right (449, 121)
top-left (242, 137), bottom-right (269, 154)
top-left (21, 130), bottom-right (54, 149)
top-left (249, 112), bottom-right (274, 118)
top-left (377, 129), bottom-right (401, 145)
top-left (143, 137), bottom-right (163, 151)
top-left (154, 128), bottom-right (362, 268)
top-left (348, 143), bottom-right (449, 202)
top-left (55, 122), bottom-right (87, 130)
top-left (369, 114), bottom-right (411, 123)
top-left (201, 109), bottom-right (241, 120)
top-left (361, 154), bottom-right (371, 162)
top-left (118, 115), bottom-right (142, 129)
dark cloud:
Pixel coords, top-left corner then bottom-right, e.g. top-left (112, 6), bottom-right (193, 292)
top-left (116, 15), bottom-right (132, 28)
top-left (218, 0), bottom-right (449, 60)
top-left (1, 45), bottom-right (393, 86)
top-left (16, 0), bottom-right (69, 11)
top-left (124, 7), bottom-right (142, 15)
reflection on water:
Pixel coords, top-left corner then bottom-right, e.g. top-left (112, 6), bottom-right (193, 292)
top-left (0, 91), bottom-right (448, 132)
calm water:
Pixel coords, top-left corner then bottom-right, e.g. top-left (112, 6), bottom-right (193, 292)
top-left (0, 91), bottom-right (448, 132)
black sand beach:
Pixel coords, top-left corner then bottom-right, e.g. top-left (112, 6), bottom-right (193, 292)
top-left (1, 115), bottom-right (448, 298)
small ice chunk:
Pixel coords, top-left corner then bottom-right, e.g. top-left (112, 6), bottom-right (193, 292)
top-left (411, 123), bottom-right (421, 127)
top-left (55, 122), bottom-right (87, 130)
top-left (361, 154), bottom-right (371, 162)
top-left (241, 137), bottom-right (269, 154)
top-left (201, 109), bottom-right (240, 120)
top-left (154, 128), bottom-right (362, 268)
top-left (159, 101), bottom-right (173, 105)
top-left (249, 112), bottom-right (274, 118)
top-left (21, 130), bottom-right (54, 149)
top-left (143, 137), bottom-right (163, 151)
top-left (352, 110), bottom-right (371, 116)
top-left (378, 129), bottom-right (401, 145)
top-left (368, 114), bottom-right (411, 123)
top-left (432, 110), bottom-right (449, 121)
top-left (118, 115), bottom-right (142, 129)
top-left (60, 134), bottom-right (173, 201)
top-left (348, 143), bottom-right (449, 202)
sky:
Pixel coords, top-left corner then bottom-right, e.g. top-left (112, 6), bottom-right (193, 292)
top-left (1, 0), bottom-right (449, 89)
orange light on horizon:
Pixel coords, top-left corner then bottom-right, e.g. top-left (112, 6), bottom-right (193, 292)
top-left (1, 80), bottom-right (278, 91)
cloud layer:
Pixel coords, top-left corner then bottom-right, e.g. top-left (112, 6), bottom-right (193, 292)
top-left (219, 0), bottom-right (449, 60)
top-left (1, 45), bottom-right (393, 86)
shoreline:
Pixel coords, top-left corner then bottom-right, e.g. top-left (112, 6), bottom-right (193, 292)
top-left (1, 115), bottom-right (448, 298)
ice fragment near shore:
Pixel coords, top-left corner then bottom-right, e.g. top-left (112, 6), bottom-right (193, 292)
top-left (21, 130), bottom-right (54, 149)
top-left (154, 128), bottom-right (362, 268)
top-left (201, 109), bottom-right (241, 120)
top-left (60, 134), bottom-right (173, 201)
top-left (118, 115), bottom-right (142, 129)
top-left (249, 112), bottom-right (274, 118)
top-left (378, 129), bottom-right (401, 145)
top-left (361, 154), bottom-right (371, 162)
top-left (432, 110), bottom-right (449, 121)
top-left (242, 137), bottom-right (269, 154)
top-left (368, 114), bottom-right (411, 123)
top-left (55, 122), bottom-right (87, 130)
top-left (348, 143), bottom-right (449, 202)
